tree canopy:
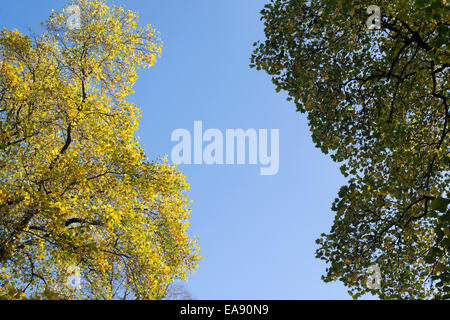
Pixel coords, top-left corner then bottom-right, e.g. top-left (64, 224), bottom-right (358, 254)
top-left (252, 0), bottom-right (449, 299)
top-left (0, 0), bottom-right (200, 299)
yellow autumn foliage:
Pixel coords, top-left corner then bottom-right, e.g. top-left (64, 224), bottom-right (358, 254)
top-left (0, 0), bottom-right (200, 300)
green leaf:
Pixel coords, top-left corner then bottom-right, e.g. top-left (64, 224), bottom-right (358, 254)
top-left (430, 197), bottom-right (450, 212)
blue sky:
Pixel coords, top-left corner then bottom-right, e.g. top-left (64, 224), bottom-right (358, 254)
top-left (2, 0), bottom-right (358, 299)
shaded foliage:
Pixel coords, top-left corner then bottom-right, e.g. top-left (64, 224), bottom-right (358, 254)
top-left (252, 0), bottom-right (449, 299)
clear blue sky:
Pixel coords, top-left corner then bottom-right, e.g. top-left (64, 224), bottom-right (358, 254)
top-left (2, 0), bottom-right (361, 299)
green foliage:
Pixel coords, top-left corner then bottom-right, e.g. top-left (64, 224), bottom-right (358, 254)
top-left (252, 0), bottom-right (449, 299)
